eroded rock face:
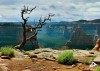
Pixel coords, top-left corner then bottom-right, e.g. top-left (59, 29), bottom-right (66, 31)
top-left (92, 39), bottom-right (100, 51)
top-left (66, 27), bottom-right (94, 49)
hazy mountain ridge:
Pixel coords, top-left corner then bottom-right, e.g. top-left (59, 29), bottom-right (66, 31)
top-left (0, 19), bottom-right (100, 25)
top-left (73, 19), bottom-right (100, 24)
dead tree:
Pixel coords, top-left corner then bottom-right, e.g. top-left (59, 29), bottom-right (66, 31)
top-left (15, 6), bottom-right (54, 49)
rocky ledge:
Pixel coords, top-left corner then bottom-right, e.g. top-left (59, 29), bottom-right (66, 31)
top-left (26, 48), bottom-right (100, 63)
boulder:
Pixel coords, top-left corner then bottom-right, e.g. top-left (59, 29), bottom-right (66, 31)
top-left (1, 56), bottom-right (11, 59)
top-left (94, 55), bottom-right (100, 63)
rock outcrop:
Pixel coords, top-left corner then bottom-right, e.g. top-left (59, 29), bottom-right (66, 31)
top-left (29, 48), bottom-right (64, 61)
top-left (66, 27), bottom-right (94, 49)
top-left (27, 48), bottom-right (100, 63)
top-left (92, 39), bottom-right (100, 51)
top-left (94, 55), bottom-right (100, 63)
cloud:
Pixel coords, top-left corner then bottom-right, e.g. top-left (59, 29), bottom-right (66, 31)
top-left (0, 0), bottom-right (19, 5)
top-left (41, 8), bottom-right (48, 11)
top-left (49, 5), bottom-right (57, 9)
top-left (0, 0), bottom-right (100, 22)
top-left (0, 15), bottom-right (2, 18)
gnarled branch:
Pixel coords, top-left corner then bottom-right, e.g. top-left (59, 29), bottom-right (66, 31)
top-left (15, 5), bottom-right (54, 49)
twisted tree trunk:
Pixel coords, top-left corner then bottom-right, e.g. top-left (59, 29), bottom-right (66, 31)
top-left (15, 6), bottom-right (54, 49)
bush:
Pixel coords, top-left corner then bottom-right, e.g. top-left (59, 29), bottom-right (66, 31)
top-left (95, 66), bottom-right (100, 71)
top-left (83, 58), bottom-right (90, 65)
top-left (0, 46), bottom-right (15, 57)
top-left (56, 51), bottom-right (76, 65)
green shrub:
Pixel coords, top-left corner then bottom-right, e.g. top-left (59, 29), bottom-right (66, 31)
top-left (95, 66), bottom-right (100, 71)
top-left (83, 59), bottom-right (90, 65)
top-left (0, 52), bottom-right (1, 56)
top-left (0, 46), bottom-right (15, 57)
top-left (91, 56), bottom-right (96, 60)
top-left (56, 51), bottom-right (76, 65)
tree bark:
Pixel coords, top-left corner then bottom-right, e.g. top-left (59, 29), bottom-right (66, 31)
top-left (15, 6), bottom-right (54, 49)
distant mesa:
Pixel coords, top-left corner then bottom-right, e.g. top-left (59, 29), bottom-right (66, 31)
top-left (72, 19), bottom-right (100, 24)
top-left (54, 19), bottom-right (100, 25)
top-left (91, 19), bottom-right (100, 23)
top-left (74, 19), bottom-right (87, 22)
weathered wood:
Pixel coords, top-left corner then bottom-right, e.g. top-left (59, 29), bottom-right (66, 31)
top-left (15, 6), bottom-right (54, 49)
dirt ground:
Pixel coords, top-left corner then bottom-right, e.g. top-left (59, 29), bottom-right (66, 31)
top-left (0, 58), bottom-right (95, 71)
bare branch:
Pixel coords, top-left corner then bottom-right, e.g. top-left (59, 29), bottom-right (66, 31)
top-left (28, 6), bottom-right (36, 14)
top-left (26, 30), bottom-right (39, 41)
top-left (33, 13), bottom-right (54, 29)
top-left (26, 17), bottom-right (30, 21)
top-left (21, 6), bottom-right (36, 21)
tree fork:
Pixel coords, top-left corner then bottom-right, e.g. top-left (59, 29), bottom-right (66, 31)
top-left (15, 5), bottom-right (54, 49)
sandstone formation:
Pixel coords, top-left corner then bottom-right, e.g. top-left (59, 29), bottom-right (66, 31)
top-left (92, 39), bottom-right (100, 51)
top-left (66, 27), bottom-right (94, 49)
top-left (26, 48), bottom-right (100, 63)
top-left (94, 55), bottom-right (100, 63)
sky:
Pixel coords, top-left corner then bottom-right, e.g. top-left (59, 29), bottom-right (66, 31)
top-left (0, 0), bottom-right (100, 22)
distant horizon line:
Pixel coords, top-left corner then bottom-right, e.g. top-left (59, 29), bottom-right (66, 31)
top-left (0, 18), bottom-right (100, 23)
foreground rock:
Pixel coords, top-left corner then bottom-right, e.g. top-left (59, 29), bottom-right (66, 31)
top-left (92, 39), bottom-right (100, 51)
top-left (29, 48), bottom-right (65, 61)
top-left (0, 63), bottom-right (9, 71)
top-left (27, 48), bottom-right (100, 63)
top-left (14, 49), bottom-right (30, 58)
top-left (94, 55), bottom-right (100, 63)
